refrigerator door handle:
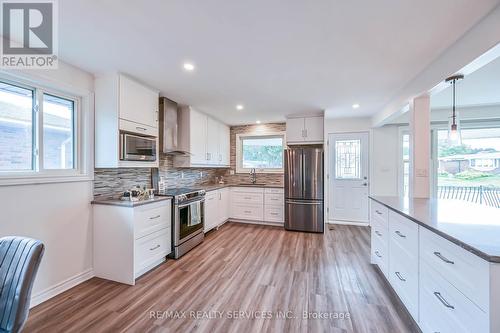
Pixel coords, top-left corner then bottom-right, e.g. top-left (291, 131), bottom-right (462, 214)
top-left (286, 200), bottom-right (322, 205)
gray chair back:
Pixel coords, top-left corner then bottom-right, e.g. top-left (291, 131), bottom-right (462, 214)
top-left (0, 237), bottom-right (44, 333)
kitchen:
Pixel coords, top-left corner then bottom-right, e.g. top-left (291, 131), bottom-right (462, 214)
top-left (1, 1), bottom-right (500, 333)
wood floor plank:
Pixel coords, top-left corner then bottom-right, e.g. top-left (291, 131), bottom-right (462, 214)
top-left (25, 223), bottom-right (416, 333)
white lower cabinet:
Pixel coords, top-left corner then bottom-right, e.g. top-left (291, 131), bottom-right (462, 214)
top-left (93, 200), bottom-right (172, 285)
top-left (204, 187), bottom-right (230, 232)
top-left (229, 187), bottom-right (284, 225)
top-left (369, 198), bottom-right (498, 333)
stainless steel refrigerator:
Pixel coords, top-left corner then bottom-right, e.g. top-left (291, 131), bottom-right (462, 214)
top-left (284, 146), bottom-right (324, 233)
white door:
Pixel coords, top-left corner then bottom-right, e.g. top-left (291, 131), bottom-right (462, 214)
top-left (329, 132), bottom-right (369, 223)
top-left (304, 117), bottom-right (324, 142)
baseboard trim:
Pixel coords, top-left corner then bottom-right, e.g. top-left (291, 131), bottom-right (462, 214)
top-left (328, 220), bottom-right (369, 227)
top-left (30, 268), bottom-right (94, 308)
top-left (228, 219), bottom-right (284, 228)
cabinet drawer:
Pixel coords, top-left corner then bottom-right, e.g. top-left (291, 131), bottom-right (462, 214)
top-left (371, 200), bottom-right (388, 224)
top-left (119, 118), bottom-right (158, 136)
top-left (134, 201), bottom-right (171, 239)
top-left (264, 206), bottom-right (284, 222)
top-left (232, 192), bottom-right (264, 205)
top-left (265, 187), bottom-right (284, 194)
top-left (231, 204), bottom-right (263, 221)
top-left (389, 211), bottom-right (418, 261)
top-left (419, 227), bottom-right (489, 312)
top-left (388, 246), bottom-right (419, 320)
top-left (419, 261), bottom-right (488, 333)
top-left (371, 235), bottom-right (388, 278)
top-left (134, 228), bottom-right (170, 277)
top-left (265, 193), bottom-right (284, 206)
top-left (231, 187), bottom-right (264, 193)
top-left (371, 217), bottom-right (388, 247)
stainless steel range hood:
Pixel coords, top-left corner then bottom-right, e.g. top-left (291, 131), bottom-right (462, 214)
top-left (159, 97), bottom-right (191, 156)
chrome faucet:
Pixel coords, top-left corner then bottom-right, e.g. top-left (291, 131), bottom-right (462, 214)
top-left (250, 168), bottom-right (257, 184)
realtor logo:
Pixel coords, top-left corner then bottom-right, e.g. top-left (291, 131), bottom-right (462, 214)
top-left (1, 0), bottom-right (58, 68)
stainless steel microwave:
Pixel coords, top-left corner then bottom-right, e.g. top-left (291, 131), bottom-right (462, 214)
top-left (120, 132), bottom-right (157, 161)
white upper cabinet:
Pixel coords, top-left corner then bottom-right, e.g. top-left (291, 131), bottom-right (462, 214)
top-left (286, 116), bottom-right (324, 144)
top-left (286, 118), bottom-right (305, 143)
top-left (206, 116), bottom-right (219, 164)
top-left (95, 73), bottom-right (159, 168)
top-left (174, 106), bottom-right (230, 168)
top-left (218, 123), bottom-right (230, 166)
top-left (119, 75), bottom-right (159, 129)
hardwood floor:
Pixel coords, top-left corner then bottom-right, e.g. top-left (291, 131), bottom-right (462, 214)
top-left (26, 223), bottom-right (415, 333)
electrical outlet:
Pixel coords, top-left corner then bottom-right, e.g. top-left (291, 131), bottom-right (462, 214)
top-left (229, 170), bottom-right (235, 175)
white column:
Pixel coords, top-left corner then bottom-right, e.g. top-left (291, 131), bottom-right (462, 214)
top-left (409, 94), bottom-right (431, 198)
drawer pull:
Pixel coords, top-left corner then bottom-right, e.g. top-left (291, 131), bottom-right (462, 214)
top-left (149, 244), bottom-right (161, 251)
top-left (395, 230), bottom-right (406, 238)
top-left (136, 126), bottom-right (147, 131)
top-left (270, 213), bottom-right (278, 216)
top-left (244, 197), bottom-right (252, 200)
top-left (375, 231), bottom-right (382, 236)
top-left (433, 252), bottom-right (454, 264)
top-left (270, 198), bottom-right (279, 201)
top-left (433, 292), bottom-right (455, 309)
top-left (375, 210), bottom-right (383, 215)
top-left (395, 272), bottom-right (406, 282)
top-left (149, 215), bottom-right (161, 220)
top-left (374, 251), bottom-right (382, 258)
top-left (244, 210), bottom-right (252, 214)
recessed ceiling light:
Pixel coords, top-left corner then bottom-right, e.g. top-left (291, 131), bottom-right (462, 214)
top-left (256, 120), bottom-right (261, 124)
top-left (236, 104), bottom-right (244, 111)
top-left (183, 62), bottom-right (195, 71)
top-left (352, 103), bottom-right (360, 109)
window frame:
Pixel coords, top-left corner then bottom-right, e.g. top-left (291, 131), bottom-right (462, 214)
top-left (235, 132), bottom-right (285, 174)
top-left (0, 73), bottom-right (91, 185)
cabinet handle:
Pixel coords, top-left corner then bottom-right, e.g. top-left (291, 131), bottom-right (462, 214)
top-left (244, 196), bottom-right (252, 200)
top-left (136, 126), bottom-right (147, 131)
top-left (149, 215), bottom-right (161, 220)
top-left (244, 210), bottom-right (251, 214)
top-left (395, 271), bottom-right (406, 282)
top-left (433, 292), bottom-right (455, 309)
top-left (149, 244), bottom-right (161, 251)
top-left (433, 252), bottom-right (454, 264)
top-left (375, 231), bottom-right (382, 236)
top-left (375, 210), bottom-right (383, 215)
top-left (270, 213), bottom-right (278, 216)
top-left (374, 251), bottom-right (382, 258)
top-left (395, 230), bottom-right (406, 238)
top-left (304, 129), bottom-right (307, 137)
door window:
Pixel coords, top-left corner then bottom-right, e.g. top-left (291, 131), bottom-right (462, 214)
top-left (335, 139), bottom-right (361, 179)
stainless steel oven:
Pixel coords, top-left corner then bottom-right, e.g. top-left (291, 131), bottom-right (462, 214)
top-left (120, 132), bottom-right (157, 162)
top-left (166, 189), bottom-right (205, 259)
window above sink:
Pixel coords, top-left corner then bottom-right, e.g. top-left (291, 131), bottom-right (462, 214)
top-left (236, 132), bottom-right (285, 174)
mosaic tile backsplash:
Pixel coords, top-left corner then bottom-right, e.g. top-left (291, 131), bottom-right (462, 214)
top-left (93, 123), bottom-right (285, 198)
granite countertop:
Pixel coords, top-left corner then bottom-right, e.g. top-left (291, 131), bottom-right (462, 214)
top-left (370, 196), bottom-right (500, 263)
top-left (92, 195), bottom-right (173, 207)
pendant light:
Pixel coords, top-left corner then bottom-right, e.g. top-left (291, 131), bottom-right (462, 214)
top-left (445, 74), bottom-right (464, 146)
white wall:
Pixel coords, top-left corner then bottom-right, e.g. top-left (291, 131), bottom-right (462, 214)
top-left (324, 117), bottom-right (400, 223)
top-left (0, 61), bottom-right (95, 306)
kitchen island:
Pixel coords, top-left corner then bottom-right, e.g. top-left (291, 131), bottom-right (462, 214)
top-left (369, 196), bottom-right (500, 333)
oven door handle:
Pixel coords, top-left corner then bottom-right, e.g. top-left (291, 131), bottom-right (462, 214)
top-left (177, 199), bottom-right (205, 208)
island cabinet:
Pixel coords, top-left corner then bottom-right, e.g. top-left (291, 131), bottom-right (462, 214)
top-left (369, 197), bottom-right (500, 333)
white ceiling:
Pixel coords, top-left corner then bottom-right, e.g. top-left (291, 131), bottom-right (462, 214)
top-left (58, 0), bottom-right (500, 125)
top-left (431, 56), bottom-right (500, 109)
